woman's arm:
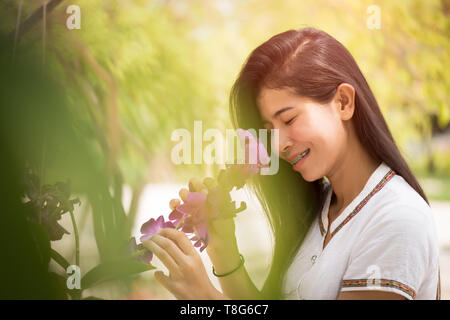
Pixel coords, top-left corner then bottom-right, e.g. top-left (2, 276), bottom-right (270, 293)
top-left (206, 228), bottom-right (263, 300)
top-left (189, 177), bottom-right (264, 299)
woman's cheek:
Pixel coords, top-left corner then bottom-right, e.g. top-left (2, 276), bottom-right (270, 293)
top-left (291, 125), bottom-right (311, 145)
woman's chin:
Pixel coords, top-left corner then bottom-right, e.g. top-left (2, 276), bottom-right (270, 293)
top-left (294, 169), bottom-right (316, 182)
top-left (302, 174), bottom-right (317, 182)
top-left (294, 165), bottom-right (323, 182)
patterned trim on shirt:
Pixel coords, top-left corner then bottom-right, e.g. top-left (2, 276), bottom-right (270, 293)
top-left (319, 170), bottom-right (395, 237)
top-left (341, 278), bottom-right (416, 299)
top-left (319, 218), bottom-right (326, 236)
top-left (318, 184), bottom-right (330, 236)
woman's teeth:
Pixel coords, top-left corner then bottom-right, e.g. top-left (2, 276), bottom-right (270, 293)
top-left (292, 149), bottom-right (310, 165)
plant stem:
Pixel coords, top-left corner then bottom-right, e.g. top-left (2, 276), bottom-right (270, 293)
top-left (69, 209), bottom-right (80, 268)
top-left (175, 219), bottom-right (184, 230)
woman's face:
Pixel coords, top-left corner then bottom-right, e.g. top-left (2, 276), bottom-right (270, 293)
top-left (257, 86), bottom-right (349, 182)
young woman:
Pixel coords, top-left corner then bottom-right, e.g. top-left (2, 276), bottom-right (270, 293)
top-left (143, 27), bottom-right (440, 300)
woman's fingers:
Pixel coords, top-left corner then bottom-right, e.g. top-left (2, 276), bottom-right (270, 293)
top-left (148, 234), bottom-right (189, 267)
top-left (154, 271), bottom-right (188, 300)
top-left (154, 271), bottom-right (180, 297)
top-left (145, 228), bottom-right (219, 299)
top-left (169, 198), bottom-right (181, 210)
top-left (158, 228), bottom-right (198, 257)
top-left (142, 238), bottom-right (180, 275)
top-left (154, 270), bottom-right (173, 291)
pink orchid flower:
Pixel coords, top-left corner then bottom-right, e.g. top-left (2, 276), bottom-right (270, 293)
top-left (140, 215), bottom-right (175, 243)
top-left (169, 192), bottom-right (211, 251)
top-left (137, 129), bottom-right (271, 255)
top-left (236, 128), bottom-right (270, 169)
top-left (137, 215), bottom-right (175, 264)
top-left (220, 129), bottom-right (271, 190)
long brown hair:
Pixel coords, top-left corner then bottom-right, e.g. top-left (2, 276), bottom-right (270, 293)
top-left (229, 27), bottom-right (430, 299)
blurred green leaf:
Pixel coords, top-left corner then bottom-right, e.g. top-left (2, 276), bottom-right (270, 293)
top-left (81, 258), bottom-right (155, 290)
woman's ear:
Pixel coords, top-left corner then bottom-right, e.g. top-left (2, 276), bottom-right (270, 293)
top-left (334, 83), bottom-right (355, 121)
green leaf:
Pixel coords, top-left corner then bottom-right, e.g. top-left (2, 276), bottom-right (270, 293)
top-left (81, 258), bottom-right (155, 290)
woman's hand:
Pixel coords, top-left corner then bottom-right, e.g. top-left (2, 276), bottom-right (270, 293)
top-left (142, 227), bottom-right (225, 299)
top-left (169, 177), bottom-right (237, 249)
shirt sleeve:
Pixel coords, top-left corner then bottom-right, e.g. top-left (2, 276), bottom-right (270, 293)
top-left (340, 204), bottom-right (434, 300)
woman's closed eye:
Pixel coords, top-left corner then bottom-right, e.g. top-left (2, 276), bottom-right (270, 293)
top-left (284, 116), bottom-right (297, 126)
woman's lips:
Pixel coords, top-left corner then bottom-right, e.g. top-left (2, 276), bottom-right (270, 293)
top-left (290, 148), bottom-right (310, 166)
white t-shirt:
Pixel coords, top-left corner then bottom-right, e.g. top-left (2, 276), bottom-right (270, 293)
top-left (282, 162), bottom-right (440, 300)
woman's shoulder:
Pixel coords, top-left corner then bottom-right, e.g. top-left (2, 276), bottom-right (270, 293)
top-left (367, 173), bottom-right (436, 234)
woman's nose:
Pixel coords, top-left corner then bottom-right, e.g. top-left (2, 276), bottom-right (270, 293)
top-left (279, 135), bottom-right (292, 157)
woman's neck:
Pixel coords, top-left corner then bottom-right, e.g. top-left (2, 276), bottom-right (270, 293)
top-left (326, 137), bottom-right (380, 218)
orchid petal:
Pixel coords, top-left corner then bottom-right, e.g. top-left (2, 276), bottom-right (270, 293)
top-left (168, 210), bottom-right (182, 226)
top-left (163, 221), bottom-right (175, 229)
top-left (140, 233), bottom-right (153, 242)
top-left (237, 128), bottom-right (270, 167)
top-left (140, 217), bottom-right (159, 235)
top-left (176, 203), bottom-right (194, 215)
top-left (140, 215), bottom-right (174, 240)
top-left (186, 192), bottom-right (207, 206)
top-left (195, 221), bottom-right (209, 242)
top-left (190, 235), bottom-right (200, 242)
top-left (137, 243), bottom-right (153, 265)
top-left (156, 215), bottom-right (165, 227)
top-left (193, 240), bottom-right (202, 247)
top-left (181, 224), bottom-right (194, 233)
